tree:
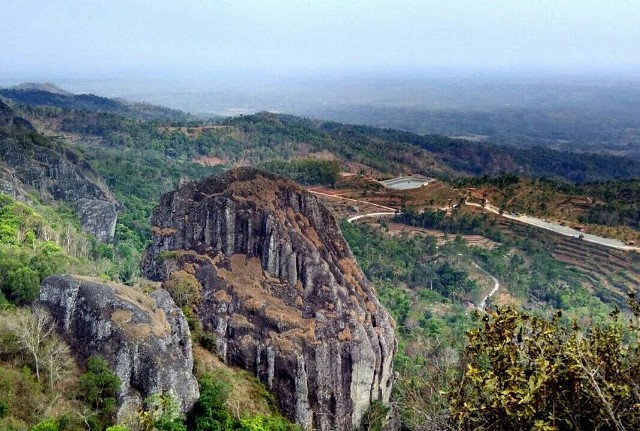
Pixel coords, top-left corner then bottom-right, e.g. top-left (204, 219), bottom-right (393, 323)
top-left (2, 306), bottom-right (57, 382)
top-left (6, 266), bottom-right (40, 305)
top-left (187, 374), bottom-right (233, 431)
top-left (79, 355), bottom-right (121, 429)
top-left (30, 418), bottom-right (59, 431)
top-left (137, 394), bottom-right (186, 431)
top-left (41, 332), bottom-right (73, 389)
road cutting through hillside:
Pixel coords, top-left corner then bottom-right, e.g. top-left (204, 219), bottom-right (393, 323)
top-left (465, 201), bottom-right (640, 252)
top-left (346, 212), bottom-right (398, 223)
top-left (308, 188), bottom-right (639, 253)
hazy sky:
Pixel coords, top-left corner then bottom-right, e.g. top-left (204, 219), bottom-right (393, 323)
top-left (1, 0), bottom-right (639, 80)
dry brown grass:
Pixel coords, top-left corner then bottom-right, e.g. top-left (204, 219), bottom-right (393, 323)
top-left (216, 254), bottom-right (316, 340)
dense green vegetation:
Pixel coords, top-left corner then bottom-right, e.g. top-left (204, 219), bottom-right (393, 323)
top-left (188, 374), bottom-right (298, 431)
top-left (394, 207), bottom-right (619, 311)
top-left (579, 179), bottom-right (640, 230)
top-left (257, 159), bottom-right (341, 186)
top-left (457, 174), bottom-right (640, 236)
top-left (340, 214), bottom-right (621, 429)
top-left (78, 356), bottom-right (121, 430)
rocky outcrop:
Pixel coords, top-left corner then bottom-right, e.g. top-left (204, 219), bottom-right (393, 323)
top-left (142, 168), bottom-right (396, 431)
top-left (0, 100), bottom-right (119, 241)
top-left (75, 198), bottom-right (118, 242)
top-left (37, 274), bottom-right (199, 417)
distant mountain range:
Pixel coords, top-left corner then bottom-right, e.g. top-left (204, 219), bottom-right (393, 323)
top-left (0, 83), bottom-right (189, 122)
top-left (3, 82), bottom-right (640, 183)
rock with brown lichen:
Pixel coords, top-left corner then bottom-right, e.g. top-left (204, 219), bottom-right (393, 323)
top-left (142, 167), bottom-right (396, 431)
top-left (37, 274), bottom-right (199, 419)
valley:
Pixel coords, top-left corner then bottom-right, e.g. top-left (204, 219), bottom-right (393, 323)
top-left (1, 84), bottom-right (640, 431)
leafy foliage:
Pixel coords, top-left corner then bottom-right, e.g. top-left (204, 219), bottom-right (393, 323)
top-left (162, 270), bottom-right (203, 311)
top-left (31, 418), bottom-right (59, 431)
top-left (137, 394), bottom-right (187, 431)
top-left (188, 374), bottom-right (234, 431)
top-left (187, 373), bottom-right (298, 431)
top-left (78, 355), bottom-right (121, 429)
top-left (257, 159), bottom-right (341, 186)
top-left (450, 307), bottom-right (640, 430)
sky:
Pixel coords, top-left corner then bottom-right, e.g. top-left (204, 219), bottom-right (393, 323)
top-left (1, 0), bottom-right (639, 81)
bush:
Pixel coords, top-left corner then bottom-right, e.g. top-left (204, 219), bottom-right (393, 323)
top-left (236, 415), bottom-right (299, 431)
top-left (30, 418), bottom-right (58, 431)
top-left (162, 271), bottom-right (202, 310)
top-left (78, 355), bottom-right (121, 429)
top-left (6, 266), bottom-right (40, 305)
top-left (450, 307), bottom-right (640, 430)
top-left (188, 374), bottom-right (233, 431)
top-left (0, 399), bottom-right (8, 419)
top-left (138, 394), bottom-right (186, 431)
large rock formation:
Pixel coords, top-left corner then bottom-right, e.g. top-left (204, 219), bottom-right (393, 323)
top-left (37, 275), bottom-right (199, 417)
top-left (142, 168), bottom-right (396, 431)
top-left (0, 100), bottom-right (119, 241)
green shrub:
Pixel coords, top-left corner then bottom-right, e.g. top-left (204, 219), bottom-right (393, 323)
top-left (0, 399), bottom-right (8, 419)
top-left (236, 415), bottom-right (299, 431)
top-left (188, 374), bottom-right (233, 431)
top-left (30, 418), bottom-right (58, 431)
top-left (450, 307), bottom-right (640, 430)
top-left (6, 266), bottom-right (40, 305)
top-left (78, 355), bottom-right (121, 429)
top-left (162, 271), bottom-right (202, 310)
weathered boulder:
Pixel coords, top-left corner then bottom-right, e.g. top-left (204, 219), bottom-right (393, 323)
top-left (75, 198), bottom-right (117, 242)
top-left (37, 274), bottom-right (199, 417)
top-left (0, 100), bottom-right (119, 241)
top-left (142, 168), bottom-right (396, 431)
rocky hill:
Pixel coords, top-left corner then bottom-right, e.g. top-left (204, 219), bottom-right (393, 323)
top-left (37, 275), bottom-right (199, 419)
top-left (0, 100), bottom-right (119, 241)
top-left (142, 167), bottom-right (396, 431)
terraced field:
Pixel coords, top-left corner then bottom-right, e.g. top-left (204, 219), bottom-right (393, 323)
top-left (494, 215), bottom-right (640, 304)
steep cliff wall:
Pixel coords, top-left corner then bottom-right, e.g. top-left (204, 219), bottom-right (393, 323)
top-left (0, 100), bottom-right (118, 241)
top-left (142, 168), bottom-right (396, 431)
top-left (37, 275), bottom-right (199, 418)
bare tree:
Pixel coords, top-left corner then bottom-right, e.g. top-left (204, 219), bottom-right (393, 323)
top-left (42, 332), bottom-right (73, 389)
top-left (3, 306), bottom-right (57, 382)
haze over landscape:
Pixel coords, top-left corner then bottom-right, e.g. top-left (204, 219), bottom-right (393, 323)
top-left (2, 2), bottom-right (640, 431)
top-left (2, 1), bottom-right (640, 113)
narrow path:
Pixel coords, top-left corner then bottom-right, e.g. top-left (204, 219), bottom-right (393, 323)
top-left (471, 261), bottom-right (500, 310)
top-left (308, 190), bottom-right (397, 212)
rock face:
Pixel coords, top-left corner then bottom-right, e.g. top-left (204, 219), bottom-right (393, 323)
top-left (37, 274), bottom-right (199, 417)
top-left (0, 100), bottom-right (119, 241)
top-left (142, 168), bottom-right (396, 431)
top-left (75, 198), bottom-right (118, 242)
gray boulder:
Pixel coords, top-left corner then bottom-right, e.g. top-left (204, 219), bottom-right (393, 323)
top-left (75, 198), bottom-right (117, 242)
top-left (37, 274), bottom-right (199, 417)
